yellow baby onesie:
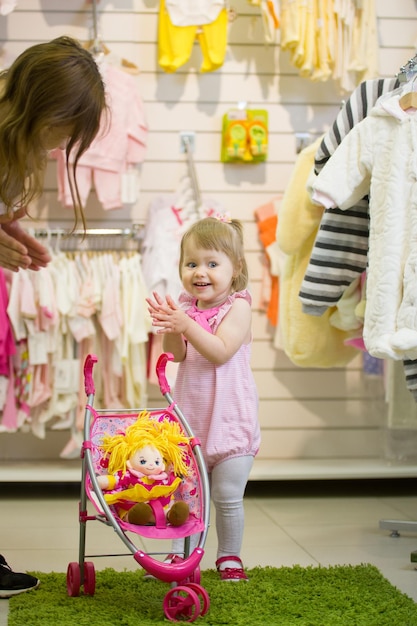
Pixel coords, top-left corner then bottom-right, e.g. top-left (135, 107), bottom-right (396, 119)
top-left (311, 0), bottom-right (332, 82)
top-left (158, 0), bottom-right (228, 73)
top-left (165, 0), bottom-right (225, 26)
top-left (280, 0), bottom-right (300, 51)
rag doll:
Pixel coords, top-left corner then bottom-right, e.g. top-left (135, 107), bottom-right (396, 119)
top-left (96, 410), bottom-right (190, 526)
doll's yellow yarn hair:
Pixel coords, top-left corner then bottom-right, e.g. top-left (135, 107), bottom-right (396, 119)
top-left (100, 411), bottom-right (190, 477)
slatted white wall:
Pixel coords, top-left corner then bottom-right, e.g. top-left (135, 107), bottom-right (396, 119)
top-left (2, 0), bottom-right (417, 477)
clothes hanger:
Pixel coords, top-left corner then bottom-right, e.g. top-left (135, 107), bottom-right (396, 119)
top-left (397, 53), bottom-right (417, 83)
top-left (84, 0), bottom-right (139, 74)
top-left (399, 74), bottom-right (417, 110)
top-left (83, 40), bottom-right (140, 74)
top-left (399, 91), bottom-right (417, 110)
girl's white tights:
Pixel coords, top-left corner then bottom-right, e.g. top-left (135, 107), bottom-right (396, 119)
top-left (172, 455), bottom-right (254, 562)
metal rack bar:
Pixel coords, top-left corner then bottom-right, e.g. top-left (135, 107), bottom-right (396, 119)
top-left (32, 225), bottom-right (144, 252)
top-left (91, 0), bottom-right (99, 42)
top-left (397, 52), bottom-right (417, 82)
top-left (180, 133), bottom-right (201, 210)
top-left (33, 227), bottom-right (142, 237)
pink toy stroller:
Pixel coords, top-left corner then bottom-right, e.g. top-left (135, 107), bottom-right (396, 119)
top-left (66, 352), bottom-right (211, 623)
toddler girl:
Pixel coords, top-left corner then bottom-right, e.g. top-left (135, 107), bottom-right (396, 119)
top-left (147, 215), bottom-right (260, 581)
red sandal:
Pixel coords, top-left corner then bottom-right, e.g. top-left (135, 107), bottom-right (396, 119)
top-left (216, 556), bottom-right (248, 581)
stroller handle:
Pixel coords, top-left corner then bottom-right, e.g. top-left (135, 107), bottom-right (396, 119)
top-left (84, 354), bottom-right (98, 395)
top-left (156, 352), bottom-right (174, 395)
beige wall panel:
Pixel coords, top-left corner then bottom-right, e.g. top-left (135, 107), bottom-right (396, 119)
top-left (253, 370), bottom-right (384, 400)
top-left (138, 72), bottom-right (344, 106)
top-left (257, 429), bottom-right (382, 459)
top-left (378, 18), bottom-right (417, 47)
top-left (140, 161), bottom-right (295, 194)
top-left (376, 0), bottom-right (417, 16)
top-left (258, 399), bottom-right (385, 429)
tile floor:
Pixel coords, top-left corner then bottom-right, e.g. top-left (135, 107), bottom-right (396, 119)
top-left (1, 479), bottom-right (417, 624)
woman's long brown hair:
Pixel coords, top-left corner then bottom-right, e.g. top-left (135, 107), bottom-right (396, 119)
top-left (0, 36), bottom-right (107, 229)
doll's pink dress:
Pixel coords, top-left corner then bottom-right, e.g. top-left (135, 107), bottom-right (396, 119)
top-left (173, 289), bottom-right (260, 472)
top-left (102, 468), bottom-right (182, 517)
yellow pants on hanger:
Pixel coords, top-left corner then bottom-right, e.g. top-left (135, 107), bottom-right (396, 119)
top-left (158, 0), bottom-right (228, 73)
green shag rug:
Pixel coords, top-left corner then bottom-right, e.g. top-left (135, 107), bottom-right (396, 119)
top-left (8, 564), bottom-right (417, 626)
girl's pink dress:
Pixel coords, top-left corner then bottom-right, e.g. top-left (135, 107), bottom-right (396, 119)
top-left (173, 289), bottom-right (260, 472)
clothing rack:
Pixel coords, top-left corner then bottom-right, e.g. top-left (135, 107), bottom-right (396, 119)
top-left (33, 225), bottom-right (144, 252)
top-left (88, 0), bottom-right (104, 56)
top-left (181, 134), bottom-right (202, 210)
top-left (397, 53), bottom-right (417, 82)
top-left (83, 0), bottom-right (139, 73)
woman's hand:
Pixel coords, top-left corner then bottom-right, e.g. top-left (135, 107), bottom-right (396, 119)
top-left (0, 219), bottom-right (51, 272)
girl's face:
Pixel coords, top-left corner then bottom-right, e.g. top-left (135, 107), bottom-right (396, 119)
top-left (128, 445), bottom-right (165, 476)
top-left (181, 239), bottom-right (236, 309)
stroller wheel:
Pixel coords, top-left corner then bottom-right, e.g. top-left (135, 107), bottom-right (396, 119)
top-left (163, 585), bottom-right (201, 622)
top-left (83, 561), bottom-right (96, 595)
top-left (67, 562), bottom-right (81, 597)
top-left (183, 583), bottom-right (210, 616)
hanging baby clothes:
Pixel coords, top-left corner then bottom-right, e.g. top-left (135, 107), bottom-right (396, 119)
top-left (158, 0), bottom-right (228, 73)
top-left (300, 77), bottom-right (400, 316)
top-left (7, 262), bottom-right (62, 438)
top-left (280, 0), bottom-right (378, 91)
top-left (247, 0), bottom-right (280, 44)
top-left (0, 268), bottom-right (17, 432)
top-left (279, 0), bottom-right (332, 83)
top-left (142, 195), bottom-right (189, 304)
top-left (309, 89), bottom-right (417, 363)
top-left (53, 63), bottom-right (148, 210)
top-left (277, 137), bottom-right (360, 367)
top-left (141, 189), bottom-right (224, 303)
top-left (298, 73), bottom-right (417, 394)
top-left (254, 198), bottom-right (282, 327)
top-left (260, 0), bottom-right (279, 43)
top-left (119, 253), bottom-right (152, 409)
top-left (142, 184), bottom-right (225, 384)
top-left (0, 0), bottom-right (16, 15)
top-left (2, 242), bottom-right (151, 450)
top-left (61, 250), bottom-right (150, 458)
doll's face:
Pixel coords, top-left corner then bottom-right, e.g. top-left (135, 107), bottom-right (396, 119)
top-left (128, 445), bottom-right (165, 475)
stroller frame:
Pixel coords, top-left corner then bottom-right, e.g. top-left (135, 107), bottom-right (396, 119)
top-left (67, 352), bottom-right (211, 622)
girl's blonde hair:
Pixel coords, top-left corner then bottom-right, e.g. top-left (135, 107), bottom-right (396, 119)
top-left (0, 36), bottom-right (107, 229)
top-left (179, 216), bottom-right (249, 292)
